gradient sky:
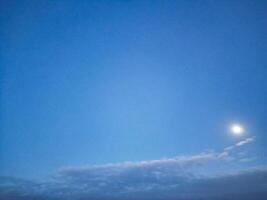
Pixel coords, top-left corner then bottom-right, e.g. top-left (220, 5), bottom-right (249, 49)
top-left (1, 1), bottom-right (267, 199)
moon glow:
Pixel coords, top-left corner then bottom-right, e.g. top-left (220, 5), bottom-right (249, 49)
top-left (230, 124), bottom-right (244, 135)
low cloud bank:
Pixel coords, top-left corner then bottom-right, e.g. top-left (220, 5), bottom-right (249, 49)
top-left (1, 167), bottom-right (267, 200)
top-left (1, 137), bottom-right (265, 200)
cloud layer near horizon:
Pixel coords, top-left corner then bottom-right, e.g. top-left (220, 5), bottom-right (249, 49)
top-left (1, 137), bottom-right (266, 200)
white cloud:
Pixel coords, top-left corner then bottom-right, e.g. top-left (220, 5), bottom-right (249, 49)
top-left (224, 145), bottom-right (234, 151)
top-left (223, 137), bottom-right (255, 154)
top-left (236, 137), bottom-right (255, 147)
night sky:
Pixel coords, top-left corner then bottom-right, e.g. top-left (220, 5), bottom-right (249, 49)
top-left (1, 0), bottom-right (267, 199)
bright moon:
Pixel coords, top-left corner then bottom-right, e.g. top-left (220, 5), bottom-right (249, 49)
top-left (230, 124), bottom-right (244, 135)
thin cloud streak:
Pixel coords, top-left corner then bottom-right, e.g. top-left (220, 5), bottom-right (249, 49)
top-left (236, 137), bottom-right (255, 147)
top-left (224, 137), bottom-right (255, 152)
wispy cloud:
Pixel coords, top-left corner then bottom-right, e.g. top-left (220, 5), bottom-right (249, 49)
top-left (236, 137), bottom-right (255, 147)
top-left (224, 137), bottom-right (255, 153)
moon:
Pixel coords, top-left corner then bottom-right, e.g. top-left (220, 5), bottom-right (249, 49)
top-left (230, 124), bottom-right (244, 136)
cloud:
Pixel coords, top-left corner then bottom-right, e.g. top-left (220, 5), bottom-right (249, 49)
top-left (236, 137), bottom-right (255, 147)
top-left (224, 145), bottom-right (234, 151)
top-left (222, 137), bottom-right (255, 161)
top-left (0, 138), bottom-right (260, 200)
top-left (1, 167), bottom-right (267, 200)
top-left (52, 152), bottom-right (223, 196)
top-left (224, 137), bottom-right (255, 152)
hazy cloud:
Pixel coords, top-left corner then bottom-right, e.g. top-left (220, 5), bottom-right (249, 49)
top-left (1, 167), bottom-right (267, 200)
top-left (0, 139), bottom-right (261, 200)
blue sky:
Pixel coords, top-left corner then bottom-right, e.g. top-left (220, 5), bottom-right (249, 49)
top-left (1, 0), bottom-right (267, 199)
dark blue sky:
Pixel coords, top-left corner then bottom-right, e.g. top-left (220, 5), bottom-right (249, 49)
top-left (0, 1), bottom-right (267, 199)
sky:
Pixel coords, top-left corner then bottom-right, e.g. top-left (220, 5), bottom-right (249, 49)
top-left (0, 0), bottom-right (267, 199)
